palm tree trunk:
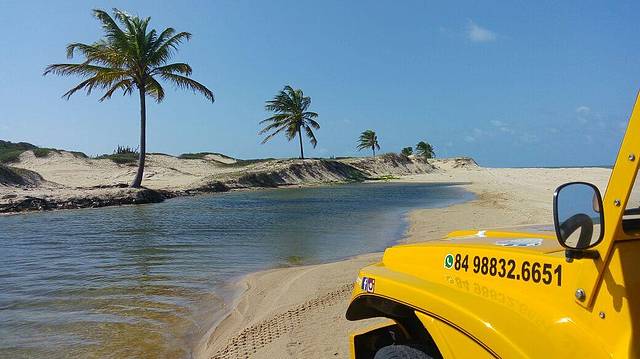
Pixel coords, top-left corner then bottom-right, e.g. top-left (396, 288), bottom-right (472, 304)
top-left (298, 127), bottom-right (304, 159)
top-left (372, 146), bottom-right (376, 157)
top-left (131, 86), bottom-right (146, 188)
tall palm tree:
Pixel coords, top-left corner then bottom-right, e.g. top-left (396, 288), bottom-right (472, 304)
top-left (416, 141), bottom-right (435, 159)
top-left (259, 85), bottom-right (319, 159)
top-left (44, 8), bottom-right (214, 188)
top-left (357, 130), bottom-right (380, 157)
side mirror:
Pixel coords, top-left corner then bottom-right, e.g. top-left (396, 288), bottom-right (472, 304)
top-left (553, 182), bottom-right (604, 258)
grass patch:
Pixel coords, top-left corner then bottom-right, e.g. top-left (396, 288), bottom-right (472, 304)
top-left (0, 150), bottom-right (24, 164)
top-left (0, 140), bottom-right (87, 163)
top-left (370, 174), bottom-right (400, 181)
top-left (96, 153), bottom-right (138, 165)
top-left (0, 140), bottom-right (37, 163)
top-left (33, 148), bottom-right (58, 158)
top-left (178, 152), bottom-right (211, 160)
top-left (220, 158), bottom-right (274, 167)
top-left (68, 151), bottom-right (88, 158)
top-left (178, 152), bottom-right (236, 161)
top-left (96, 145), bottom-right (139, 165)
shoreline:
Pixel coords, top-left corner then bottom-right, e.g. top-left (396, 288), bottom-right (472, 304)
top-left (194, 166), bottom-right (613, 359)
top-left (0, 152), bottom-right (446, 214)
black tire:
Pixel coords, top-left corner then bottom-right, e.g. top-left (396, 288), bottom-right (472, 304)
top-left (373, 344), bottom-right (433, 359)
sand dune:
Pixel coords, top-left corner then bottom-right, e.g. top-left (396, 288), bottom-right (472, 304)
top-left (0, 151), bottom-right (440, 213)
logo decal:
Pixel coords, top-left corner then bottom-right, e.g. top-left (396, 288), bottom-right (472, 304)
top-left (444, 254), bottom-right (454, 269)
top-left (361, 277), bottom-right (375, 293)
top-left (495, 238), bottom-right (543, 247)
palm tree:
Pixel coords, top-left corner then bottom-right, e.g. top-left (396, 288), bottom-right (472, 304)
top-left (357, 130), bottom-right (380, 157)
top-left (259, 85), bottom-right (319, 159)
top-left (401, 147), bottom-right (413, 156)
top-left (44, 9), bottom-right (214, 188)
top-left (416, 141), bottom-right (435, 159)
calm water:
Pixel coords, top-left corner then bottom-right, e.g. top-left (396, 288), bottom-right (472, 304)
top-left (0, 182), bottom-right (472, 358)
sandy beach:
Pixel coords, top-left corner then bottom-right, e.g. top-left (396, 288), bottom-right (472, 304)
top-left (195, 165), bottom-right (612, 359)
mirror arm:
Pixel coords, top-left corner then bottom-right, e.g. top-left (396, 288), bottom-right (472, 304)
top-left (564, 249), bottom-right (600, 262)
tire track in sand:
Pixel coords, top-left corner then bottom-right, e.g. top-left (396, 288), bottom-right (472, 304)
top-left (209, 283), bottom-right (353, 359)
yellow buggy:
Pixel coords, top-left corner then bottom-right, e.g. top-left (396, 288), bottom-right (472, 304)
top-left (346, 95), bottom-right (640, 358)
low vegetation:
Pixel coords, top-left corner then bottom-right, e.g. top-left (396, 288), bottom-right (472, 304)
top-left (96, 145), bottom-right (139, 165)
top-left (370, 174), bottom-right (400, 181)
top-left (178, 152), bottom-right (235, 161)
top-left (0, 140), bottom-right (86, 163)
top-left (0, 164), bottom-right (43, 186)
top-left (401, 147), bottom-right (413, 156)
top-left (0, 141), bottom-right (37, 163)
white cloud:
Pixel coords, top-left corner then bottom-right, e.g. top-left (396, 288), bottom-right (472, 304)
top-left (464, 128), bottom-right (487, 143)
top-left (576, 106), bottom-right (591, 116)
top-left (489, 120), bottom-right (515, 135)
top-left (498, 126), bottom-right (515, 135)
top-left (468, 21), bottom-right (497, 43)
top-left (519, 133), bottom-right (539, 144)
top-left (576, 106), bottom-right (592, 124)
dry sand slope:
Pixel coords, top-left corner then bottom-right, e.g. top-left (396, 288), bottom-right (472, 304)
top-left (0, 151), bottom-right (435, 213)
top-left (196, 165), bottom-right (612, 359)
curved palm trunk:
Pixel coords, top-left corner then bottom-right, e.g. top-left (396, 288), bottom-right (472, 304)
top-left (298, 127), bottom-right (304, 159)
top-left (131, 87), bottom-right (146, 188)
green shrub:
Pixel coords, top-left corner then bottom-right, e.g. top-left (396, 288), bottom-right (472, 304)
top-left (221, 158), bottom-right (274, 167)
top-left (96, 145), bottom-right (139, 165)
top-left (33, 148), bottom-right (56, 158)
top-left (110, 153), bottom-right (138, 164)
top-left (0, 150), bottom-right (23, 163)
top-left (96, 153), bottom-right (138, 164)
top-left (179, 152), bottom-right (209, 159)
top-left (69, 151), bottom-right (88, 158)
top-left (179, 152), bottom-right (236, 161)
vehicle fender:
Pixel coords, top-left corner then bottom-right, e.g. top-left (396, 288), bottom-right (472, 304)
top-left (415, 311), bottom-right (495, 359)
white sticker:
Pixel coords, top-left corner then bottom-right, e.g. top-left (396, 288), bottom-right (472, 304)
top-left (495, 238), bottom-right (543, 247)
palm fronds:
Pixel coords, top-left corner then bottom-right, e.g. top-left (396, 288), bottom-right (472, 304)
top-left (357, 130), bottom-right (380, 156)
top-left (259, 86), bottom-right (319, 159)
top-left (415, 141), bottom-right (435, 159)
top-left (44, 8), bottom-right (213, 104)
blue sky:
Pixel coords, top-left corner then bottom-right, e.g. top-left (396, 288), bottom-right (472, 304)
top-left (1, 1), bottom-right (639, 167)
